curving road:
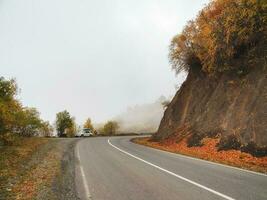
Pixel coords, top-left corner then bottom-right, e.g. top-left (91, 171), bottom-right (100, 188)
top-left (75, 136), bottom-right (267, 200)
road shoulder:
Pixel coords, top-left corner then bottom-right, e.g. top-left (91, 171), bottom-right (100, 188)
top-left (131, 137), bottom-right (267, 175)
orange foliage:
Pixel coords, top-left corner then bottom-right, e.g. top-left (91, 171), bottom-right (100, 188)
top-left (170, 0), bottom-right (267, 74)
top-left (133, 136), bottom-right (267, 174)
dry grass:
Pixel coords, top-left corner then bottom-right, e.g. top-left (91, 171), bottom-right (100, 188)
top-left (0, 137), bottom-right (51, 199)
top-left (12, 142), bottom-right (62, 200)
top-left (132, 136), bottom-right (267, 174)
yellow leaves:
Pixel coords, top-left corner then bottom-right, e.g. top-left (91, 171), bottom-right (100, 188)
top-left (83, 118), bottom-right (94, 131)
top-left (103, 121), bottom-right (119, 135)
top-left (169, 0), bottom-right (267, 75)
top-left (179, 34), bottom-right (187, 42)
top-left (133, 136), bottom-right (267, 174)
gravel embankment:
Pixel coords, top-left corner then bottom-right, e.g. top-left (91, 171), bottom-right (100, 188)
top-left (35, 138), bottom-right (81, 200)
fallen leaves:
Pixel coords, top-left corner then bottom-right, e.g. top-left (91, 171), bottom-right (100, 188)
top-left (132, 136), bottom-right (267, 174)
top-left (0, 137), bottom-right (53, 200)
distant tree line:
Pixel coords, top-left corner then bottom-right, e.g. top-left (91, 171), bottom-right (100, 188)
top-left (55, 113), bottom-right (120, 137)
top-left (0, 77), bottom-right (121, 142)
top-left (0, 77), bottom-right (53, 145)
top-left (102, 121), bottom-right (119, 135)
top-left (170, 0), bottom-right (267, 75)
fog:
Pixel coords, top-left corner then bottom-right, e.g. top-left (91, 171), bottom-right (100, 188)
top-left (1, 0), bottom-right (208, 125)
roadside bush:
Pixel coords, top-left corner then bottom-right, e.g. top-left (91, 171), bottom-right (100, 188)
top-left (15, 107), bottom-right (43, 137)
top-left (39, 121), bottom-right (54, 137)
top-left (217, 134), bottom-right (241, 151)
top-left (241, 141), bottom-right (267, 157)
top-left (170, 0), bottom-right (267, 75)
top-left (187, 133), bottom-right (203, 147)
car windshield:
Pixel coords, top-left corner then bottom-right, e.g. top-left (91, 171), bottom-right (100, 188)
top-left (83, 129), bottom-right (91, 133)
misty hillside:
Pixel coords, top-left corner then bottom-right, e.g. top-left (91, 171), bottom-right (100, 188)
top-left (154, 0), bottom-right (267, 155)
top-left (114, 96), bottom-right (169, 133)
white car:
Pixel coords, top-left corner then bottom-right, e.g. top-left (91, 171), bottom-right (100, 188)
top-left (80, 128), bottom-right (93, 137)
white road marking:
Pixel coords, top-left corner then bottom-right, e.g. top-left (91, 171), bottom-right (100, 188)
top-left (77, 147), bottom-right (92, 200)
top-left (108, 138), bottom-right (235, 200)
top-left (141, 141), bottom-right (267, 177)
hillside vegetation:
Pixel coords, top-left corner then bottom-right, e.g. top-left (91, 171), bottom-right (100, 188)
top-left (0, 77), bottom-right (53, 145)
top-left (170, 0), bottom-right (266, 75)
top-left (154, 0), bottom-right (267, 156)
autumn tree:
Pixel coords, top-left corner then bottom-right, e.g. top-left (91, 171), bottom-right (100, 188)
top-left (55, 110), bottom-right (74, 137)
top-left (40, 121), bottom-right (54, 137)
top-left (65, 118), bottom-right (77, 138)
top-left (0, 77), bottom-right (48, 144)
top-left (103, 121), bottom-right (119, 135)
top-left (170, 0), bottom-right (267, 75)
top-left (0, 77), bottom-right (20, 144)
top-left (15, 107), bottom-right (44, 137)
top-left (83, 118), bottom-right (94, 132)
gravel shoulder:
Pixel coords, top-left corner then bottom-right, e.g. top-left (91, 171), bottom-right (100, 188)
top-left (36, 138), bottom-right (81, 200)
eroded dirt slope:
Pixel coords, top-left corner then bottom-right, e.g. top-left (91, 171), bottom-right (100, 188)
top-left (154, 64), bottom-right (267, 147)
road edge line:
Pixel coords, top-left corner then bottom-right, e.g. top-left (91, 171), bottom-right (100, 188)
top-left (132, 139), bottom-right (267, 177)
top-left (77, 145), bottom-right (92, 200)
top-left (108, 138), bottom-right (235, 200)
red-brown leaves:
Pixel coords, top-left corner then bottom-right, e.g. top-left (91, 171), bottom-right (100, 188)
top-left (133, 136), bottom-right (267, 174)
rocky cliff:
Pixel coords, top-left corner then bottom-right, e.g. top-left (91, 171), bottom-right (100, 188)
top-left (154, 64), bottom-right (267, 147)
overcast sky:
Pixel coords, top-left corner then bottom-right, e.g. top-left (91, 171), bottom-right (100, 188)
top-left (1, 0), bottom-right (209, 124)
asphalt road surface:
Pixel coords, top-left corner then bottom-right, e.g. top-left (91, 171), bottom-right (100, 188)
top-left (76, 136), bottom-right (267, 200)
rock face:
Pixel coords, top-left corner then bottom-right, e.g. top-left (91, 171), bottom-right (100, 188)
top-left (154, 65), bottom-right (267, 147)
